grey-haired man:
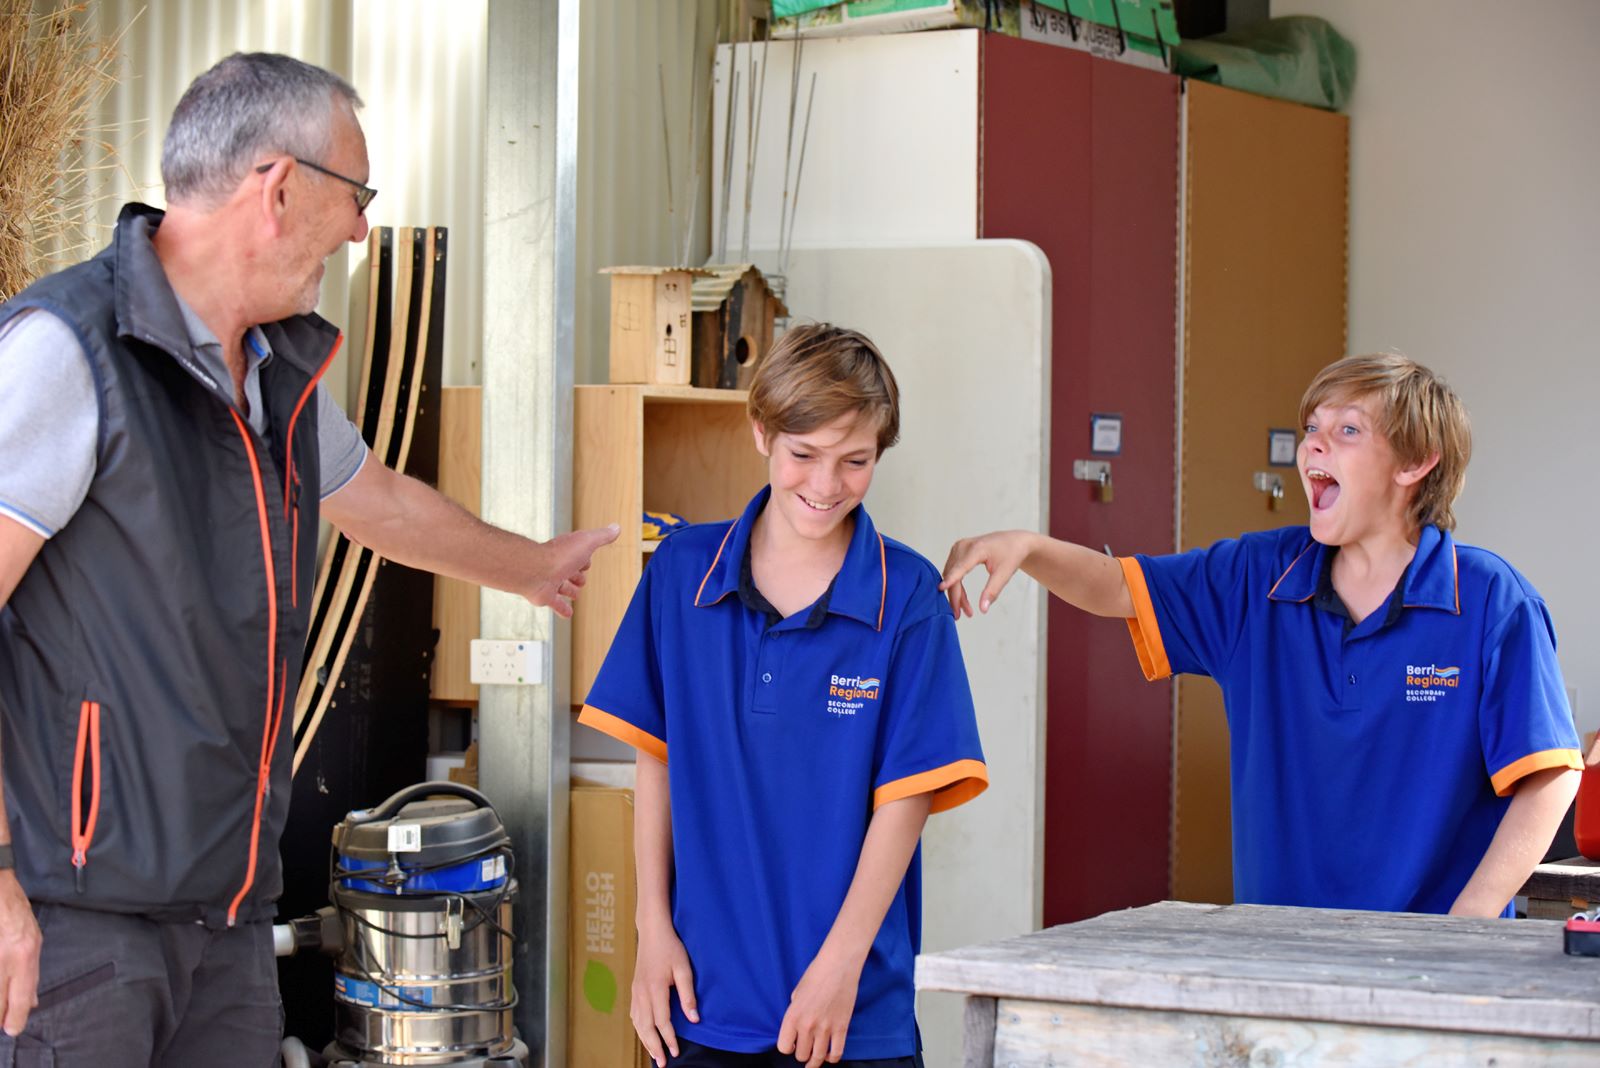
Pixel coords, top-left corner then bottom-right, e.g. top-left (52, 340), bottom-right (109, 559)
top-left (0, 52), bottom-right (616, 1066)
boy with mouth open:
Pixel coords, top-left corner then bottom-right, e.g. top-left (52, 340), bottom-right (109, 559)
top-left (580, 324), bottom-right (987, 1066)
top-left (942, 354), bottom-right (1581, 917)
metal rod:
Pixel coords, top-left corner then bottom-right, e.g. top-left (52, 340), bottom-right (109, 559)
top-left (682, 2), bottom-right (718, 267)
top-left (782, 72), bottom-right (817, 278)
top-left (737, 16), bottom-right (755, 263)
top-left (658, 62), bottom-right (676, 251)
top-left (777, 33), bottom-right (803, 275)
top-left (717, 31), bottom-right (740, 263)
top-left (740, 20), bottom-right (770, 263)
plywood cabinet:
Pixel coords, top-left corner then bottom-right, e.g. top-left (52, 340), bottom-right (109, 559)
top-left (570, 385), bottom-right (768, 704)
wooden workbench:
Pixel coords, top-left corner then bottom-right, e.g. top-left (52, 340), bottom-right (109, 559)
top-left (917, 901), bottom-right (1600, 1066)
top-left (1521, 857), bottom-right (1600, 919)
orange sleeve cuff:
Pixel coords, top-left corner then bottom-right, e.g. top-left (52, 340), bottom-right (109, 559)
top-left (1489, 748), bottom-right (1583, 797)
top-left (874, 759), bottom-right (988, 814)
top-left (1119, 556), bottom-right (1172, 681)
top-left (577, 704), bottom-right (667, 764)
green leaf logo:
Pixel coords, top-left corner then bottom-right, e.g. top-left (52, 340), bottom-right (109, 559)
top-left (582, 959), bottom-right (617, 1014)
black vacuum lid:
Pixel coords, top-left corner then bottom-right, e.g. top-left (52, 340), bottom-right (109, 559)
top-left (333, 782), bottom-right (509, 866)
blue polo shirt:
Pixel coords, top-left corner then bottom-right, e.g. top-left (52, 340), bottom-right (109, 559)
top-left (1121, 524), bottom-right (1581, 915)
top-left (579, 488), bottom-right (986, 1057)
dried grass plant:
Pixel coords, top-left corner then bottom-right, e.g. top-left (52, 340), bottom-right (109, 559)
top-left (0, 1), bottom-right (122, 301)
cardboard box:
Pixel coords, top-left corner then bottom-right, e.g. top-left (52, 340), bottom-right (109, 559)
top-left (1022, 0), bottom-right (1178, 69)
top-left (568, 785), bottom-right (650, 1068)
top-left (777, 0), bottom-right (1021, 38)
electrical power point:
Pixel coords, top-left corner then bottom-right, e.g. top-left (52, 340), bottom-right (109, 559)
top-left (470, 639), bottom-right (545, 686)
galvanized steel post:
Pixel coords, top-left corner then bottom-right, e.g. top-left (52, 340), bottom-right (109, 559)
top-left (481, 1), bottom-right (580, 1063)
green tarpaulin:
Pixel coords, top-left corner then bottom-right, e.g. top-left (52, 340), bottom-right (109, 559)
top-left (1174, 16), bottom-right (1356, 111)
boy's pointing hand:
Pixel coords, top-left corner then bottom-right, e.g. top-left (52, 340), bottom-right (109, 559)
top-left (940, 529), bottom-right (1034, 618)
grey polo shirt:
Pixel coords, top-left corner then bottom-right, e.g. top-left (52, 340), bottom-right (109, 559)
top-left (0, 305), bottom-right (367, 538)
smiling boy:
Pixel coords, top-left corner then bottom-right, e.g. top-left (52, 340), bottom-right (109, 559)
top-left (579, 324), bottom-right (986, 1067)
top-left (941, 354), bottom-right (1581, 916)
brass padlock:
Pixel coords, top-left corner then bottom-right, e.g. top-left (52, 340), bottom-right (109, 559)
top-left (1098, 469), bottom-right (1114, 504)
top-left (1268, 482), bottom-right (1284, 512)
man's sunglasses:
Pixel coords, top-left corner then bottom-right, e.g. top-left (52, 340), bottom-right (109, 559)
top-left (256, 157), bottom-right (377, 213)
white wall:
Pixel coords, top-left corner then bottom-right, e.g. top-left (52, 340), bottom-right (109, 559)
top-left (1275, 0), bottom-right (1600, 739)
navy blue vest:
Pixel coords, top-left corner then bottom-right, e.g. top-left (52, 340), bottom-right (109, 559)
top-left (0, 203), bottom-right (337, 926)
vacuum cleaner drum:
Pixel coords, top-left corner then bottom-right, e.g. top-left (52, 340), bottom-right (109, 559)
top-left (327, 783), bottom-right (523, 1067)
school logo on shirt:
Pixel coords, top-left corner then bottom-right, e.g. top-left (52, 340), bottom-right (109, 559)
top-left (1404, 664), bottom-right (1461, 703)
top-left (827, 674), bottom-right (882, 718)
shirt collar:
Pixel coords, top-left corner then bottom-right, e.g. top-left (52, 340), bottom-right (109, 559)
top-left (694, 486), bottom-right (890, 631)
top-left (173, 292), bottom-right (273, 366)
top-left (1267, 524), bottom-right (1460, 615)
top-left (1399, 524), bottom-right (1460, 613)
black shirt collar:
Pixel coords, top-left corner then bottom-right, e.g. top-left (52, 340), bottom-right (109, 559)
top-left (1313, 548), bottom-right (1408, 634)
top-left (737, 536), bottom-right (834, 631)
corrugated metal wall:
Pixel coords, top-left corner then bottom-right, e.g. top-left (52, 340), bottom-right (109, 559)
top-left (49, 0), bottom-right (722, 395)
top-left (575, 0), bottom-right (719, 387)
top-left (57, 0), bottom-right (485, 405)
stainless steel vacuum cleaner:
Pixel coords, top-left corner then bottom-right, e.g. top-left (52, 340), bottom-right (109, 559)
top-left (277, 782), bottom-right (530, 1068)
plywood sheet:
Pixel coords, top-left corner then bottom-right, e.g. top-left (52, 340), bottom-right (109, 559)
top-left (712, 32), bottom-right (980, 253)
top-left (432, 386), bottom-right (483, 703)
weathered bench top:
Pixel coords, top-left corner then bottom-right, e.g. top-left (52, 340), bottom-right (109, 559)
top-left (1522, 857), bottom-right (1600, 902)
top-left (916, 900), bottom-right (1600, 1042)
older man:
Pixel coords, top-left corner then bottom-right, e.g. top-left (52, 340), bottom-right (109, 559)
top-left (0, 53), bottom-right (615, 1065)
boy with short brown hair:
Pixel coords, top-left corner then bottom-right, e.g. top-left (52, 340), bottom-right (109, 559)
top-left (581, 323), bottom-right (986, 1066)
top-left (943, 353), bottom-right (1580, 916)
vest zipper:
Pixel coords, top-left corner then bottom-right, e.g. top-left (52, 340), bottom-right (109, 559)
top-left (226, 409), bottom-right (278, 927)
top-left (281, 335), bottom-right (344, 608)
top-left (70, 700), bottom-right (102, 891)
top-left (228, 334), bottom-right (339, 925)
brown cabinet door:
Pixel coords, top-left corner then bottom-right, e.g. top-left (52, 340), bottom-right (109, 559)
top-left (1177, 80), bottom-right (1349, 902)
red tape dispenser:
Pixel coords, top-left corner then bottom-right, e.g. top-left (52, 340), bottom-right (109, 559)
top-left (1564, 909), bottom-right (1600, 957)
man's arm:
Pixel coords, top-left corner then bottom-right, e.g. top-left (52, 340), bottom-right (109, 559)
top-left (320, 459), bottom-right (618, 618)
top-left (940, 529), bottom-right (1133, 619)
top-left (1449, 766), bottom-right (1581, 917)
top-left (630, 753), bottom-right (698, 1067)
top-left (0, 516), bottom-right (45, 1036)
top-left (777, 792), bottom-right (933, 1068)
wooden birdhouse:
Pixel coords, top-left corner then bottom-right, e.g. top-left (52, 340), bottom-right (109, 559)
top-left (690, 264), bottom-right (789, 390)
top-left (601, 266), bottom-right (709, 385)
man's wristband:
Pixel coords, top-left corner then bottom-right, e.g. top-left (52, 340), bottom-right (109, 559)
top-left (0, 843), bottom-right (14, 870)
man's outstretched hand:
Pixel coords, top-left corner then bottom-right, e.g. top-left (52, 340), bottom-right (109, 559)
top-left (528, 524), bottom-right (620, 618)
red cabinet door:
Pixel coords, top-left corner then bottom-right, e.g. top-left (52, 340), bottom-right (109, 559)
top-left (981, 35), bottom-right (1180, 925)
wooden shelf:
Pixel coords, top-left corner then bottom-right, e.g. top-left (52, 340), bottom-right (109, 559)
top-left (571, 384), bottom-right (768, 702)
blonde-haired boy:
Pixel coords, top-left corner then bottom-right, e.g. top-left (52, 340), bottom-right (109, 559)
top-left (943, 353), bottom-right (1580, 916)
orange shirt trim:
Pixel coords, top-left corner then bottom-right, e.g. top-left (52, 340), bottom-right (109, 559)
top-left (577, 704), bottom-right (667, 764)
top-left (1489, 748), bottom-right (1582, 798)
top-left (873, 758), bottom-right (988, 814)
top-left (1119, 556), bottom-right (1171, 681)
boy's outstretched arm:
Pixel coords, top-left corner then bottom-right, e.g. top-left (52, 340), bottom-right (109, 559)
top-left (630, 753), bottom-right (700, 1067)
top-left (1449, 766), bottom-right (1581, 917)
top-left (940, 529), bottom-right (1134, 619)
top-left (777, 792), bottom-right (934, 1068)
